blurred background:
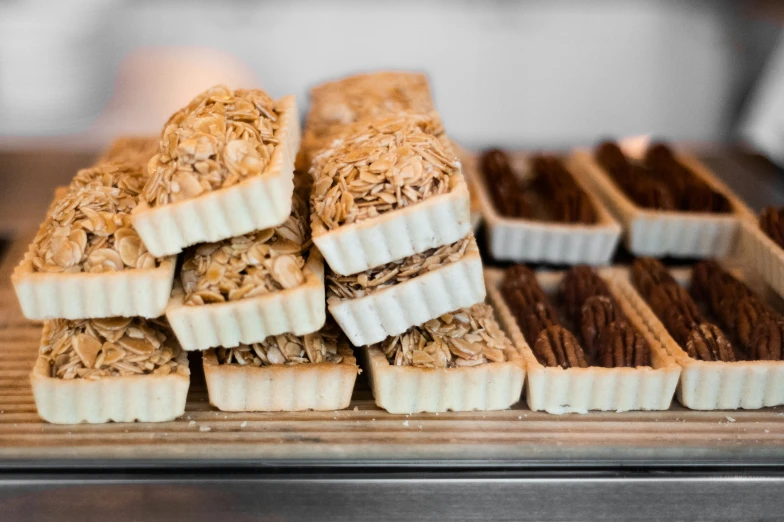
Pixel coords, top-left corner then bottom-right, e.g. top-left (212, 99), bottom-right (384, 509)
top-left (0, 0), bottom-right (783, 233)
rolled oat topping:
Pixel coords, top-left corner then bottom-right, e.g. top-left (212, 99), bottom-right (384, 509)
top-left (99, 137), bottom-right (159, 165)
top-left (216, 324), bottom-right (352, 366)
top-left (310, 113), bottom-right (460, 231)
top-left (374, 303), bottom-right (512, 368)
top-left (326, 235), bottom-right (473, 301)
top-left (307, 72), bottom-right (433, 138)
top-left (31, 163), bottom-right (158, 274)
top-left (143, 85), bottom-right (280, 207)
top-left (42, 317), bottom-right (188, 380)
top-left (180, 195), bottom-right (309, 305)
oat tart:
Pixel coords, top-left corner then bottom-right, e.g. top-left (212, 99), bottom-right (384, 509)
top-left (12, 162), bottom-right (176, 320)
top-left (470, 149), bottom-right (621, 264)
top-left (327, 234), bottom-right (485, 346)
top-left (572, 141), bottom-right (752, 258)
top-left (166, 192), bottom-right (324, 351)
top-left (31, 317), bottom-right (190, 424)
top-left (487, 266), bottom-right (680, 414)
top-left (203, 322), bottom-right (358, 411)
top-left (625, 258), bottom-right (784, 410)
top-left (310, 113), bottom-right (471, 275)
top-left (132, 85), bottom-right (300, 257)
top-left (362, 303), bottom-right (525, 414)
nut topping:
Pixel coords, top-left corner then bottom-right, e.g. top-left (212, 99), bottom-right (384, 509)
top-left (31, 162), bottom-right (159, 274)
top-left (631, 257), bottom-right (677, 300)
top-left (760, 206), bottom-right (784, 248)
top-left (307, 72), bottom-right (434, 139)
top-left (685, 323), bottom-right (736, 362)
top-left (327, 236), bottom-right (473, 301)
top-left (99, 137), bottom-right (159, 165)
top-left (749, 319), bottom-right (784, 361)
top-left (42, 317), bottom-right (187, 380)
top-left (216, 323), bottom-right (352, 366)
top-left (310, 113), bottom-right (459, 231)
top-left (374, 304), bottom-right (512, 368)
top-left (180, 191), bottom-right (309, 305)
top-left (561, 266), bottom-right (614, 322)
top-left (143, 85), bottom-right (280, 207)
top-left (580, 295), bottom-right (622, 358)
top-left (598, 321), bottom-right (651, 368)
top-left (736, 296), bottom-right (771, 349)
top-left (533, 325), bottom-right (588, 369)
top-left (522, 302), bottom-right (559, 346)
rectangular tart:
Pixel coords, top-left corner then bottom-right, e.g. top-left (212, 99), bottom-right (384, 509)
top-left (31, 317), bottom-right (190, 424)
top-left (624, 260), bottom-right (784, 409)
top-left (572, 143), bottom-right (753, 258)
top-left (131, 86), bottom-right (300, 257)
top-left (327, 234), bottom-right (485, 346)
top-left (13, 162), bottom-right (176, 320)
top-left (203, 322), bottom-right (358, 411)
top-left (362, 303), bottom-right (525, 414)
top-left (166, 188), bottom-right (324, 351)
top-left (469, 150), bottom-right (621, 265)
top-left (310, 113), bottom-right (471, 275)
top-left (486, 268), bottom-right (680, 414)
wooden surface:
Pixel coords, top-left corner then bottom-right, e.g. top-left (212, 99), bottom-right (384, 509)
top-left (0, 237), bottom-right (782, 466)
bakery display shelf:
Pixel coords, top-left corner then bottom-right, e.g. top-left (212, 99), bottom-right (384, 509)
top-left (1, 150), bottom-right (784, 521)
top-left (0, 234), bottom-right (783, 468)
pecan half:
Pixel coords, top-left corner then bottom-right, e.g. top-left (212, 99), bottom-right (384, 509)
top-left (481, 149), bottom-right (533, 219)
top-left (580, 295), bottom-right (622, 358)
top-left (501, 265), bottom-right (547, 316)
top-left (749, 319), bottom-right (784, 361)
top-left (502, 264), bottom-right (539, 291)
top-left (531, 155), bottom-right (578, 197)
top-left (533, 325), bottom-right (588, 369)
top-left (554, 189), bottom-right (596, 224)
top-left (707, 272), bottom-right (753, 329)
top-left (660, 307), bottom-right (699, 346)
top-left (648, 283), bottom-right (702, 324)
top-left (595, 141), bottom-right (629, 177)
top-left (522, 302), bottom-right (559, 344)
top-left (690, 260), bottom-right (721, 303)
top-left (685, 323), bottom-right (736, 362)
top-left (629, 177), bottom-right (676, 211)
top-left (561, 266), bottom-right (613, 322)
top-left (737, 296), bottom-right (771, 348)
top-left (760, 206), bottom-right (784, 248)
top-left (598, 321), bottom-right (651, 368)
top-left (631, 257), bottom-right (677, 299)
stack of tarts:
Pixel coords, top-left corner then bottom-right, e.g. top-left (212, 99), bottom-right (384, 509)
top-left (304, 72), bottom-right (525, 413)
top-left (626, 257), bottom-right (784, 409)
top-left (12, 138), bottom-right (190, 424)
top-left (143, 85), bottom-right (359, 413)
top-left (487, 265), bottom-right (680, 414)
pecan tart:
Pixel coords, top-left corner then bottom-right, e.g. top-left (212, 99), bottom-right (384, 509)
top-left (487, 267), bottom-right (680, 414)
